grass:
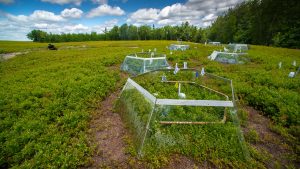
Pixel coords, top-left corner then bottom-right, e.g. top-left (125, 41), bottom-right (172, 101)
top-left (0, 40), bottom-right (299, 168)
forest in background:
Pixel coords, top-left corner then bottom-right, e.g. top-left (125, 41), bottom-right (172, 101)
top-left (27, 0), bottom-right (300, 49)
top-left (208, 0), bottom-right (300, 48)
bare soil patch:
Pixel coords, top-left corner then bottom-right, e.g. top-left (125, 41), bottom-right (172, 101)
top-left (86, 70), bottom-right (131, 168)
top-left (165, 155), bottom-right (198, 169)
top-left (165, 154), bottom-right (217, 169)
top-left (243, 106), bottom-right (299, 168)
top-left (0, 51), bottom-right (29, 60)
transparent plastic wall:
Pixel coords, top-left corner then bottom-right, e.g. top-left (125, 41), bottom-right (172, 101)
top-left (121, 53), bottom-right (170, 75)
top-left (144, 59), bottom-right (169, 72)
top-left (134, 69), bottom-right (234, 97)
top-left (209, 51), bottom-right (249, 64)
top-left (121, 57), bottom-right (144, 74)
top-left (215, 52), bottom-right (249, 64)
top-left (116, 70), bottom-right (249, 160)
top-left (208, 42), bottom-right (221, 46)
top-left (155, 105), bottom-right (226, 124)
top-left (227, 44), bottom-right (248, 52)
top-left (169, 44), bottom-right (190, 51)
top-left (115, 79), bottom-right (156, 155)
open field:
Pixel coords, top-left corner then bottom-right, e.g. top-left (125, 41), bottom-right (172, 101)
top-left (0, 41), bottom-right (299, 168)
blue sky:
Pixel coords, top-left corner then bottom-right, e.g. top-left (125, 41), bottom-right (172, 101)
top-left (0, 0), bottom-right (244, 40)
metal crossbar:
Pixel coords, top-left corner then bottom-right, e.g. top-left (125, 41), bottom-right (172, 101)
top-left (126, 55), bottom-right (167, 60)
top-left (127, 78), bottom-right (156, 103)
top-left (156, 99), bottom-right (234, 107)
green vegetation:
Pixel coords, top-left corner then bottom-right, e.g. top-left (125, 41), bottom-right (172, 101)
top-left (215, 53), bottom-right (249, 64)
top-left (245, 129), bottom-right (260, 143)
top-left (208, 0), bottom-right (300, 48)
top-left (0, 41), bottom-right (47, 54)
top-left (27, 22), bottom-right (204, 43)
top-left (0, 41), bottom-right (133, 168)
top-left (121, 54), bottom-right (169, 75)
top-left (0, 40), bottom-right (299, 168)
top-left (134, 70), bottom-right (229, 100)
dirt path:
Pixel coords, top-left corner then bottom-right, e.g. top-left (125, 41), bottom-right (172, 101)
top-left (243, 106), bottom-right (299, 168)
top-left (165, 154), bottom-right (218, 169)
top-left (0, 51), bottom-right (29, 60)
top-left (165, 155), bottom-right (199, 169)
top-left (87, 71), bottom-right (131, 168)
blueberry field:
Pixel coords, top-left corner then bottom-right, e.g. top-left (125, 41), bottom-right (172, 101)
top-left (0, 41), bottom-right (299, 168)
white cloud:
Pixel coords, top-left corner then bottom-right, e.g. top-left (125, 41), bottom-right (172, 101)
top-left (86, 4), bottom-right (125, 18)
top-left (30, 10), bottom-right (65, 22)
top-left (0, 8), bottom-right (120, 40)
top-left (202, 14), bottom-right (217, 22)
top-left (5, 10), bottom-right (65, 23)
top-left (5, 14), bottom-right (29, 23)
top-left (0, 19), bottom-right (31, 41)
top-left (33, 23), bottom-right (49, 29)
top-left (103, 18), bottom-right (118, 26)
top-left (186, 0), bottom-right (244, 14)
top-left (41, 0), bottom-right (82, 6)
top-left (91, 19), bottom-right (118, 33)
top-left (32, 23), bottom-right (89, 33)
top-left (61, 8), bottom-right (83, 18)
top-left (157, 19), bottom-right (176, 26)
top-left (159, 3), bottom-right (187, 18)
top-left (91, 0), bottom-right (107, 4)
top-left (127, 0), bottom-right (245, 27)
top-left (127, 3), bottom-right (203, 26)
top-left (62, 24), bottom-right (89, 33)
top-left (0, 9), bottom-right (88, 40)
top-left (0, 0), bottom-right (14, 4)
top-left (127, 8), bottom-right (159, 25)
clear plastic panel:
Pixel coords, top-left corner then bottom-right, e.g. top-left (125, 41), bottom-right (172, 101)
top-left (227, 44), bottom-right (248, 52)
top-left (115, 81), bottom-right (156, 155)
top-left (121, 55), bottom-right (170, 75)
top-left (144, 59), bottom-right (169, 72)
top-left (156, 105), bottom-right (226, 123)
top-left (132, 52), bottom-right (165, 58)
top-left (228, 108), bottom-right (250, 160)
top-left (169, 44), bottom-right (190, 51)
top-left (134, 70), bottom-right (232, 100)
top-left (214, 52), bottom-right (248, 64)
top-left (121, 57), bottom-right (144, 75)
top-left (140, 106), bottom-right (248, 160)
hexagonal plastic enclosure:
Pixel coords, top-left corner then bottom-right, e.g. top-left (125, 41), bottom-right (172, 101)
top-left (121, 52), bottom-right (170, 75)
top-left (169, 44), bottom-right (190, 51)
top-left (115, 69), bottom-right (248, 158)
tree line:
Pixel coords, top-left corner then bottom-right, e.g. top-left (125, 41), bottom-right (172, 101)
top-left (27, 0), bottom-right (300, 48)
top-left (208, 0), bottom-right (300, 48)
top-left (27, 22), bottom-right (206, 43)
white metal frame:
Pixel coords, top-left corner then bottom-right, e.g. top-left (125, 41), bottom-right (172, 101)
top-left (124, 70), bottom-right (234, 125)
top-left (125, 55), bottom-right (167, 60)
top-left (169, 44), bottom-right (190, 50)
top-left (121, 53), bottom-right (170, 75)
top-left (120, 69), bottom-right (237, 156)
top-left (127, 78), bottom-right (234, 108)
